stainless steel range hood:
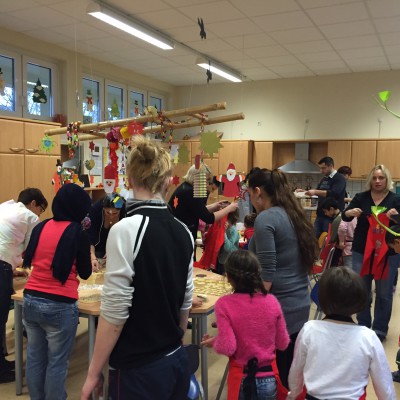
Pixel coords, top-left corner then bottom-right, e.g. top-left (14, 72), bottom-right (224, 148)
top-left (278, 143), bottom-right (321, 174)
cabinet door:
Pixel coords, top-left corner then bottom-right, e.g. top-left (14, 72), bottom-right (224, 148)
top-left (351, 141), bottom-right (376, 178)
top-left (376, 141), bottom-right (400, 179)
top-left (327, 141), bottom-right (352, 168)
top-left (253, 142), bottom-right (273, 169)
top-left (0, 154), bottom-right (24, 204)
top-left (24, 122), bottom-right (60, 156)
top-left (219, 141), bottom-right (252, 174)
top-left (0, 119), bottom-right (24, 154)
top-left (25, 155), bottom-right (59, 219)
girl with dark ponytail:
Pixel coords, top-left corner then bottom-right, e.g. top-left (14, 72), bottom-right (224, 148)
top-left (247, 168), bottom-right (318, 390)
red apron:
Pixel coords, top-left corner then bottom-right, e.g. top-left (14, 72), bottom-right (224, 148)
top-left (361, 214), bottom-right (390, 280)
top-left (194, 216), bottom-right (227, 270)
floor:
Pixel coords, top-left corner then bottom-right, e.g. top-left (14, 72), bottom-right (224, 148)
top-left (2, 290), bottom-right (400, 399)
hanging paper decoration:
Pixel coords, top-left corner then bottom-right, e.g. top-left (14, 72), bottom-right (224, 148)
top-left (66, 122), bottom-right (80, 159)
top-left (177, 143), bottom-right (190, 164)
top-left (103, 164), bottom-right (117, 194)
top-left (0, 68), bottom-right (4, 95)
top-left (375, 90), bottom-right (400, 119)
top-left (32, 79), bottom-right (47, 104)
top-left (220, 163), bottom-right (243, 198)
top-left (110, 98), bottom-right (120, 118)
top-left (193, 166), bottom-right (207, 198)
top-left (144, 105), bottom-right (157, 117)
top-left (134, 100), bottom-right (139, 116)
top-left (86, 89), bottom-right (93, 111)
top-left (85, 159), bottom-right (95, 171)
top-left (106, 127), bottom-right (121, 143)
top-left (127, 121), bottom-right (144, 136)
top-left (200, 130), bottom-right (223, 158)
top-left (172, 175), bottom-right (180, 186)
top-left (39, 134), bottom-right (55, 154)
top-left (52, 159), bottom-right (63, 193)
top-left (173, 196), bottom-right (179, 209)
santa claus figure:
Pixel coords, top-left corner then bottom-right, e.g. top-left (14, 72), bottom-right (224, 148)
top-left (221, 163), bottom-right (242, 197)
top-left (103, 164), bottom-right (117, 194)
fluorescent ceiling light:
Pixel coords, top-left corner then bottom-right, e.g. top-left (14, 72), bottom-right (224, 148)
top-left (87, 2), bottom-right (174, 50)
top-left (196, 58), bottom-right (242, 83)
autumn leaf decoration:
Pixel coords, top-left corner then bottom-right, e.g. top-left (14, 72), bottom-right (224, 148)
top-left (199, 130), bottom-right (223, 158)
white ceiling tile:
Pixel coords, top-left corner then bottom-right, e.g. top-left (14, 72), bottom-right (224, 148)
top-left (50, 24), bottom-right (110, 40)
top-left (298, 0), bottom-right (362, 8)
top-left (259, 55), bottom-right (300, 67)
top-left (313, 67), bottom-right (352, 75)
top-left (339, 46), bottom-right (385, 59)
top-left (285, 40), bottom-right (333, 54)
top-left (61, 41), bottom-right (103, 54)
top-left (276, 70), bottom-right (315, 78)
top-left (106, 0), bottom-right (169, 13)
top-left (297, 51), bottom-right (341, 63)
top-left (270, 27), bottom-right (324, 44)
top-left (384, 44), bottom-right (400, 56)
top-left (374, 16), bottom-right (400, 33)
top-left (351, 64), bottom-right (391, 72)
top-left (0, 0), bottom-right (38, 12)
top-left (243, 68), bottom-right (280, 80)
top-left (319, 20), bottom-right (375, 39)
top-left (367, 0), bottom-right (400, 18)
top-left (187, 38), bottom-right (235, 53)
top-left (387, 54), bottom-right (400, 64)
top-left (34, 0), bottom-right (71, 4)
top-left (206, 18), bottom-right (261, 37)
top-left (268, 63), bottom-right (312, 74)
top-left (0, 14), bottom-right (41, 32)
top-left (134, 9), bottom-right (193, 30)
top-left (178, 1), bottom-right (244, 23)
top-left (306, 59), bottom-right (348, 69)
top-left (330, 35), bottom-right (381, 50)
top-left (166, 25), bottom-right (208, 42)
top-left (223, 33), bottom-right (275, 49)
top-left (229, 59), bottom-right (263, 69)
top-left (244, 45), bottom-right (288, 58)
top-left (83, 37), bottom-right (138, 52)
top-left (163, 0), bottom-right (215, 7)
top-left (345, 56), bottom-right (389, 67)
top-left (230, 0), bottom-right (300, 17)
top-left (380, 32), bottom-right (400, 46)
top-left (253, 11), bottom-right (313, 32)
top-left (307, 3), bottom-right (369, 25)
top-left (22, 28), bottom-right (71, 44)
top-left (7, 6), bottom-right (71, 28)
top-left (212, 49), bottom-right (247, 62)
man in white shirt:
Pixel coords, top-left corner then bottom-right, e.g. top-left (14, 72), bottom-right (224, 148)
top-left (0, 188), bottom-right (47, 383)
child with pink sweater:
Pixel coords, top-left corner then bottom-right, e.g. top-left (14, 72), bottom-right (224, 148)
top-left (201, 250), bottom-right (289, 400)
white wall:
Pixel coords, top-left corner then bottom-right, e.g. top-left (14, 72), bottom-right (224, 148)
top-left (173, 70), bottom-right (400, 141)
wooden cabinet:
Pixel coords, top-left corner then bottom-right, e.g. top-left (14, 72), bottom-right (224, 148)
top-left (376, 141), bottom-right (400, 179)
top-left (327, 141), bottom-right (352, 168)
top-left (351, 141), bottom-right (376, 178)
top-left (0, 117), bottom-right (60, 216)
top-left (25, 122), bottom-right (60, 156)
top-left (218, 141), bottom-right (253, 174)
top-left (253, 142), bottom-right (273, 169)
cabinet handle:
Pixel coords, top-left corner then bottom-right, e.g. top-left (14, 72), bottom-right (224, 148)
top-left (9, 147), bottom-right (23, 153)
top-left (26, 148), bottom-right (39, 153)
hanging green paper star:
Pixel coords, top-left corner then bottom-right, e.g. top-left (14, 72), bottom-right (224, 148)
top-left (39, 135), bottom-right (55, 154)
top-left (177, 144), bottom-right (190, 164)
top-left (374, 90), bottom-right (400, 119)
top-left (199, 130), bottom-right (223, 158)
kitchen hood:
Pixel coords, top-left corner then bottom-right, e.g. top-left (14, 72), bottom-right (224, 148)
top-left (278, 143), bottom-right (321, 174)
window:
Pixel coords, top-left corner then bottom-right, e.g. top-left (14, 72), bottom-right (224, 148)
top-left (149, 93), bottom-right (164, 112)
top-left (106, 82), bottom-right (125, 120)
top-left (25, 62), bottom-right (53, 118)
top-left (82, 77), bottom-right (101, 124)
top-left (0, 54), bottom-right (16, 113)
top-left (128, 88), bottom-right (146, 117)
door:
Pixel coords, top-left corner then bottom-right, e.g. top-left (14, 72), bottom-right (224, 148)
top-left (327, 141), bottom-right (352, 169)
top-left (351, 141), bottom-right (376, 178)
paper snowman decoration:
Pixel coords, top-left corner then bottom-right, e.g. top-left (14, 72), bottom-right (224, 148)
top-left (103, 164), bottom-right (117, 194)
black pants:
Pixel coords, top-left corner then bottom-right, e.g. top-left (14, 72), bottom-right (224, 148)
top-left (0, 261), bottom-right (13, 366)
top-left (276, 331), bottom-right (299, 389)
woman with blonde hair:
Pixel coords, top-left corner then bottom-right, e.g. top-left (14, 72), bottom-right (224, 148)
top-left (169, 163), bottom-right (238, 241)
top-left (81, 137), bottom-right (195, 399)
top-left (342, 164), bottom-right (400, 341)
top-left (247, 168), bottom-right (318, 389)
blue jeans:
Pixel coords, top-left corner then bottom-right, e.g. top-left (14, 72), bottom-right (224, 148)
top-left (23, 294), bottom-right (79, 400)
top-left (108, 345), bottom-right (190, 400)
top-left (238, 376), bottom-right (277, 400)
top-left (352, 251), bottom-right (400, 337)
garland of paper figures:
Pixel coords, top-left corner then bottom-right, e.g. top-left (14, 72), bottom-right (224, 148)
top-left (66, 122), bottom-right (80, 158)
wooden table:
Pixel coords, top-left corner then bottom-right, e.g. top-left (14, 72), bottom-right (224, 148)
top-left (11, 267), bottom-right (225, 399)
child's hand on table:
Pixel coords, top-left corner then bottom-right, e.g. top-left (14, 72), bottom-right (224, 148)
top-left (200, 333), bottom-right (215, 347)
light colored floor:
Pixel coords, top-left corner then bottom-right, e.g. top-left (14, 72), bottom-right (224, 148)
top-left (2, 291), bottom-right (400, 399)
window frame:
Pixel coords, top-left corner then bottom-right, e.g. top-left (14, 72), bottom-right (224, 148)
top-left (105, 79), bottom-right (127, 121)
top-left (82, 74), bottom-right (104, 124)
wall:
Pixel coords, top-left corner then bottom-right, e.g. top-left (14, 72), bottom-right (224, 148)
top-left (173, 70), bottom-right (400, 141)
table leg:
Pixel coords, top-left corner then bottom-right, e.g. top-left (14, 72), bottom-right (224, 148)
top-left (14, 301), bottom-right (23, 395)
top-left (199, 315), bottom-right (208, 400)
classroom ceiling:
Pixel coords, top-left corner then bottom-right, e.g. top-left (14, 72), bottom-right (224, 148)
top-left (2, 0), bottom-right (400, 86)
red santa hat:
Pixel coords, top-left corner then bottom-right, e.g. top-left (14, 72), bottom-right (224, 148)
top-left (227, 163), bottom-right (236, 171)
top-left (104, 164), bottom-right (116, 179)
